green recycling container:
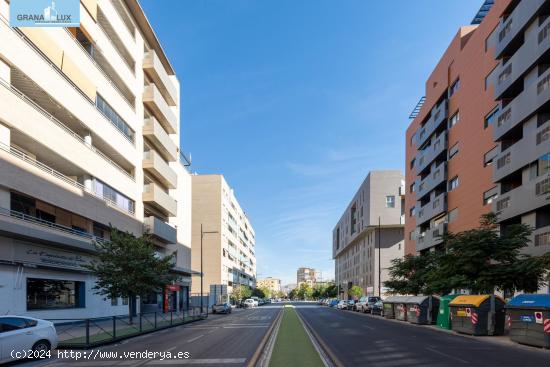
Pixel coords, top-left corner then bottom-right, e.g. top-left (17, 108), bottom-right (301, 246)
top-left (437, 294), bottom-right (459, 330)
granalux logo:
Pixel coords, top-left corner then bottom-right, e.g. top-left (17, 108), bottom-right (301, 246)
top-left (10, 0), bottom-right (80, 27)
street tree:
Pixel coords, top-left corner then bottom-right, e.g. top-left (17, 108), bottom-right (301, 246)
top-left (232, 285), bottom-right (252, 303)
top-left (258, 286), bottom-right (272, 299)
top-left (297, 283), bottom-right (313, 300)
top-left (384, 252), bottom-right (439, 295)
top-left (85, 228), bottom-right (176, 323)
top-left (252, 287), bottom-right (266, 299)
top-left (323, 284), bottom-right (338, 298)
top-left (348, 285), bottom-right (363, 299)
top-left (312, 285), bottom-right (326, 299)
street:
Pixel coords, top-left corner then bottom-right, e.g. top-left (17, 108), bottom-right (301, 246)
top-left (13, 306), bottom-right (282, 367)
top-left (297, 304), bottom-right (550, 367)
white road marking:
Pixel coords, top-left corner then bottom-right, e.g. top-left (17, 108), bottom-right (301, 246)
top-left (186, 334), bottom-right (205, 343)
top-left (147, 358), bottom-right (246, 365)
top-left (223, 325), bottom-right (269, 329)
top-left (425, 347), bottom-right (470, 364)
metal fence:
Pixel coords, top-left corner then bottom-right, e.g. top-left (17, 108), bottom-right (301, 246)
top-left (50, 307), bottom-right (206, 349)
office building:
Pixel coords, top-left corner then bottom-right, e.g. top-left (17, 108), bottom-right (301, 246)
top-left (0, 0), bottom-right (194, 318)
top-left (190, 175), bottom-right (256, 296)
top-left (257, 277), bottom-right (281, 295)
top-left (332, 170), bottom-right (405, 298)
top-left (296, 267), bottom-right (320, 286)
top-left (404, 0), bottom-right (507, 254)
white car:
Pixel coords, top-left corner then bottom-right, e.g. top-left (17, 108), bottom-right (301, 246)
top-left (336, 300), bottom-right (348, 310)
top-left (243, 299), bottom-right (256, 308)
top-left (0, 316), bottom-right (58, 364)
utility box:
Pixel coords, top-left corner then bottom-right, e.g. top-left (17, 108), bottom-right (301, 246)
top-left (506, 294), bottom-right (550, 348)
top-left (383, 296), bottom-right (410, 320)
top-left (437, 294), bottom-right (459, 330)
top-left (405, 296), bottom-right (440, 325)
top-left (449, 295), bottom-right (506, 336)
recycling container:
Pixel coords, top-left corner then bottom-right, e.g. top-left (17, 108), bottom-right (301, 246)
top-left (405, 296), bottom-right (440, 325)
top-left (437, 294), bottom-right (459, 330)
top-left (505, 294), bottom-right (550, 348)
top-left (383, 296), bottom-right (411, 320)
top-left (449, 295), bottom-right (505, 336)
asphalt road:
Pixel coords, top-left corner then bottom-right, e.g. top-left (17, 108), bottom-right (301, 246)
top-left (13, 305), bottom-right (282, 367)
top-left (297, 304), bottom-right (550, 367)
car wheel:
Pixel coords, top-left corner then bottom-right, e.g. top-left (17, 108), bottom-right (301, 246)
top-left (32, 340), bottom-right (51, 355)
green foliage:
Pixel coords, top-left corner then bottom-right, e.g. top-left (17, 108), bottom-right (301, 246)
top-left (296, 283), bottom-right (313, 300)
top-left (252, 287), bottom-right (266, 298)
top-left (231, 285), bottom-right (252, 301)
top-left (323, 284), bottom-right (338, 298)
top-left (288, 288), bottom-right (297, 300)
top-left (257, 286), bottom-right (272, 299)
top-left (348, 285), bottom-right (363, 299)
top-left (385, 213), bottom-right (550, 295)
top-left (85, 228), bottom-right (177, 316)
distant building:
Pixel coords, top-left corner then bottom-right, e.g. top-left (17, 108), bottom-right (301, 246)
top-left (281, 283), bottom-right (296, 296)
top-left (257, 277), bottom-right (281, 295)
top-left (296, 267), bottom-right (320, 286)
top-left (333, 170), bottom-right (405, 299)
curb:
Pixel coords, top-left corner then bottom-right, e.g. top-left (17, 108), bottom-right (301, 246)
top-left (248, 307), bottom-right (283, 367)
top-left (295, 309), bottom-right (344, 367)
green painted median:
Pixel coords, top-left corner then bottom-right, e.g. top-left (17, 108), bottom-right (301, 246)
top-left (269, 306), bottom-right (324, 367)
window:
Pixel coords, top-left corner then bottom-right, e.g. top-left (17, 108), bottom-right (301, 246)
top-left (111, 297), bottom-right (119, 306)
top-left (122, 298), bottom-right (129, 305)
top-left (449, 78), bottom-right (460, 97)
top-left (449, 111), bottom-right (460, 128)
top-left (529, 162), bottom-right (539, 180)
top-left (449, 143), bottom-right (459, 160)
top-left (27, 278), bottom-right (85, 310)
top-left (448, 176), bottom-right (459, 191)
top-left (538, 152), bottom-right (550, 175)
top-left (484, 146), bottom-right (499, 166)
top-left (410, 182), bottom-right (416, 193)
top-left (410, 206), bottom-right (416, 217)
top-left (96, 95), bottom-right (135, 142)
top-left (410, 158), bottom-right (416, 169)
top-left (484, 107), bottom-right (499, 129)
top-left (483, 187), bottom-right (498, 205)
top-left (385, 196), bottom-right (395, 208)
top-left (93, 179), bottom-right (135, 214)
top-left (0, 318), bottom-right (30, 333)
top-left (448, 208), bottom-right (459, 223)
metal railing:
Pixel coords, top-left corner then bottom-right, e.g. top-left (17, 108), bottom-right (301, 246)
top-left (0, 207), bottom-right (106, 244)
top-left (50, 307), bottom-right (206, 348)
top-left (0, 142), bottom-right (135, 216)
top-left (0, 78), bottom-right (135, 182)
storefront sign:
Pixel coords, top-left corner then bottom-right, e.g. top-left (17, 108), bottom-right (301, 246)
top-left (10, 0), bottom-right (80, 27)
top-left (14, 243), bottom-right (92, 271)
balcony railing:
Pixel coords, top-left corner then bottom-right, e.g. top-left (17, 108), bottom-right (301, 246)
top-left (0, 78), bottom-right (135, 182)
top-left (0, 142), bottom-right (135, 216)
top-left (0, 207), bottom-right (106, 244)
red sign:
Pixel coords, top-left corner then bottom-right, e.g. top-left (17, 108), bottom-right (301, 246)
top-left (535, 312), bottom-right (543, 324)
top-left (166, 284), bottom-right (181, 292)
top-left (471, 311), bottom-right (478, 325)
top-left (544, 319), bottom-right (550, 333)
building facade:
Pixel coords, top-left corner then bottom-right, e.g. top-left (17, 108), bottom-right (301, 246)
top-left (404, 0), bottom-right (510, 255)
top-left (0, 0), bottom-right (193, 318)
top-left (190, 175), bottom-right (256, 296)
top-left (257, 277), bottom-right (281, 295)
top-left (491, 0), bottom-right (550, 262)
top-left (296, 267), bottom-right (319, 286)
top-left (332, 170), bottom-right (405, 298)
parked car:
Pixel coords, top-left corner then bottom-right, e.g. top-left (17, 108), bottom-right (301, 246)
top-left (337, 300), bottom-right (348, 310)
top-left (364, 297), bottom-right (382, 313)
top-left (371, 300), bottom-right (384, 316)
top-left (212, 302), bottom-right (232, 314)
top-left (355, 296), bottom-right (369, 312)
top-left (0, 316), bottom-right (58, 364)
top-left (243, 299), bottom-right (256, 308)
top-left (347, 300), bottom-right (356, 310)
top-left (329, 299), bottom-right (339, 307)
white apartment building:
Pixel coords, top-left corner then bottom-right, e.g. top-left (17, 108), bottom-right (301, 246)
top-left (296, 267), bottom-right (320, 286)
top-left (0, 0), bottom-right (194, 319)
top-left (191, 175), bottom-right (256, 296)
top-left (333, 170), bottom-right (405, 299)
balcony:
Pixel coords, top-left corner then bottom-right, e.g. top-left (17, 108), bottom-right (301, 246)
top-left (415, 132), bottom-right (447, 173)
top-left (143, 150), bottom-right (177, 189)
top-left (494, 66), bottom-right (550, 141)
top-left (495, 0), bottom-right (546, 58)
top-left (494, 15), bottom-right (550, 99)
top-left (414, 101), bottom-right (448, 148)
top-left (415, 162), bottom-right (447, 200)
top-left (416, 222), bottom-right (447, 252)
top-left (143, 117), bottom-right (178, 163)
top-left (143, 183), bottom-right (177, 217)
top-left (143, 50), bottom-right (178, 107)
top-left (144, 216), bottom-right (177, 244)
top-left (493, 119), bottom-right (550, 182)
top-left (493, 173), bottom-right (550, 222)
top-left (143, 85), bottom-right (177, 134)
top-left (531, 225), bottom-right (550, 256)
top-left (416, 192), bottom-right (447, 226)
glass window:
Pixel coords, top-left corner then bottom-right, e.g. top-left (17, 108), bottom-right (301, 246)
top-left (0, 317), bottom-right (29, 332)
top-left (538, 152), bottom-right (550, 175)
top-left (484, 107), bottom-right (500, 129)
top-left (449, 176), bottom-right (459, 191)
top-left (410, 206), bottom-right (416, 217)
top-left (448, 208), bottom-right (459, 223)
top-left (96, 95), bottom-right (135, 142)
top-left (449, 143), bottom-right (459, 160)
top-left (111, 297), bottom-right (118, 306)
top-left (385, 196), bottom-right (395, 208)
top-left (449, 78), bottom-right (460, 97)
top-left (484, 146), bottom-right (499, 166)
top-left (483, 187), bottom-right (498, 205)
top-left (27, 278), bottom-right (85, 310)
top-left (93, 179), bottom-right (135, 213)
top-left (449, 112), bottom-right (460, 128)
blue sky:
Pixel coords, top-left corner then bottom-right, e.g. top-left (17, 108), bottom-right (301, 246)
top-left (141, 0), bottom-right (482, 285)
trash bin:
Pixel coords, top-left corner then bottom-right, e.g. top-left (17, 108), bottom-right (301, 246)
top-left (449, 295), bottom-right (505, 336)
top-left (383, 296), bottom-right (410, 320)
top-left (437, 294), bottom-right (459, 330)
top-left (505, 294), bottom-right (550, 348)
top-left (405, 296), bottom-right (440, 325)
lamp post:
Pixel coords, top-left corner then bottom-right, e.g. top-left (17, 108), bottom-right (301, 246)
top-left (200, 224), bottom-right (218, 314)
top-left (378, 216), bottom-right (382, 298)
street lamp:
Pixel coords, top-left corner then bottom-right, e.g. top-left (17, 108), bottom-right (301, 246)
top-left (378, 216), bottom-right (382, 298)
top-left (200, 224), bottom-right (218, 314)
